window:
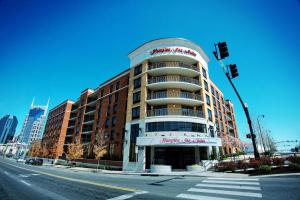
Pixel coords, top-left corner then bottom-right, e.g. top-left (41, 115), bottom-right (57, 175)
top-left (214, 108), bottom-right (218, 118)
top-left (134, 64), bottom-right (142, 76)
top-left (211, 86), bottom-right (215, 95)
top-left (129, 123), bottom-right (139, 162)
top-left (204, 80), bottom-right (209, 92)
top-left (106, 106), bottom-right (110, 116)
top-left (109, 95), bottom-right (112, 104)
top-left (115, 92), bottom-right (119, 102)
top-left (111, 130), bottom-right (115, 140)
top-left (209, 125), bottom-right (214, 137)
top-left (133, 91), bottom-right (141, 104)
top-left (110, 85), bottom-right (114, 93)
top-left (113, 104), bottom-right (118, 113)
top-left (213, 97), bottom-right (216, 105)
top-left (216, 91), bottom-right (219, 99)
top-left (206, 95), bottom-right (211, 106)
top-left (202, 67), bottom-right (207, 78)
top-left (116, 81), bottom-right (120, 90)
top-left (134, 78), bottom-right (141, 89)
top-left (207, 109), bottom-right (212, 121)
top-left (146, 121), bottom-right (207, 133)
top-left (132, 106), bottom-right (140, 120)
top-left (101, 90), bottom-right (105, 97)
top-left (112, 116), bottom-right (116, 127)
top-left (105, 118), bottom-right (109, 128)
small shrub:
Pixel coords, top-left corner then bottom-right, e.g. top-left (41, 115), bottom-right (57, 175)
top-left (288, 163), bottom-right (300, 170)
top-left (249, 159), bottom-right (261, 169)
top-left (237, 160), bottom-right (248, 170)
top-left (258, 165), bottom-right (272, 174)
top-left (260, 156), bottom-right (271, 166)
top-left (215, 161), bottom-right (237, 172)
top-left (272, 157), bottom-right (284, 166)
top-left (286, 156), bottom-right (300, 164)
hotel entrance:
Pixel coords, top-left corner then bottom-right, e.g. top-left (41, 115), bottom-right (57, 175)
top-left (146, 147), bottom-right (203, 170)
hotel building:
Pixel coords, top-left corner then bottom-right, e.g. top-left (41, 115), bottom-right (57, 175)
top-left (43, 38), bottom-right (240, 171)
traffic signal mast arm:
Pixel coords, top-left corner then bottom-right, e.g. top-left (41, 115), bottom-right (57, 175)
top-left (215, 53), bottom-right (260, 160)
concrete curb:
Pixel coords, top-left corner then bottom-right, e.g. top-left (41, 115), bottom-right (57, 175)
top-left (252, 173), bottom-right (300, 178)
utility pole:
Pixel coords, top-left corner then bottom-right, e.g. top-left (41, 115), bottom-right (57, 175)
top-left (213, 42), bottom-right (260, 160)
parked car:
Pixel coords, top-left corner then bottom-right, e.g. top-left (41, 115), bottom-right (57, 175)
top-left (25, 158), bottom-right (43, 166)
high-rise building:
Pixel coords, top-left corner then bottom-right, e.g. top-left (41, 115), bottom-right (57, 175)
top-left (43, 38), bottom-right (241, 171)
top-left (19, 98), bottom-right (49, 144)
top-left (0, 115), bottom-right (18, 144)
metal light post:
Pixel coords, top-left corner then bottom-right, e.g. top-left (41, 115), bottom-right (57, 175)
top-left (257, 115), bottom-right (266, 153)
top-left (213, 42), bottom-right (260, 160)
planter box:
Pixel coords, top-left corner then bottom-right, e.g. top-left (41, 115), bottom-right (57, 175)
top-left (150, 165), bottom-right (172, 173)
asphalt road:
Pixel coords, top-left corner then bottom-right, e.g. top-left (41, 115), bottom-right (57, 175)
top-left (0, 158), bottom-right (299, 200)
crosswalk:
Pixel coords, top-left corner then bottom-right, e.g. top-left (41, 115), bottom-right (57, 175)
top-left (176, 177), bottom-right (262, 200)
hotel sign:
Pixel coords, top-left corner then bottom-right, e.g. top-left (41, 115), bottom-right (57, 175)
top-left (150, 47), bottom-right (197, 57)
top-left (136, 136), bottom-right (222, 147)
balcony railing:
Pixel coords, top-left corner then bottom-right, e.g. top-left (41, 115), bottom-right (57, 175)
top-left (147, 108), bottom-right (204, 118)
top-left (148, 75), bottom-right (200, 85)
top-left (148, 62), bottom-right (199, 72)
top-left (147, 91), bottom-right (202, 101)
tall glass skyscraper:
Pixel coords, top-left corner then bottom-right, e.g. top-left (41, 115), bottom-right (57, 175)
top-left (0, 115), bottom-right (18, 144)
top-left (19, 98), bottom-right (49, 144)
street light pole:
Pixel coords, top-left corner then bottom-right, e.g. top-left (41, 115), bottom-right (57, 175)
top-left (257, 115), bottom-right (266, 153)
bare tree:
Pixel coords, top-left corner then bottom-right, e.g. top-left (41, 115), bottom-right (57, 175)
top-left (93, 129), bottom-right (108, 171)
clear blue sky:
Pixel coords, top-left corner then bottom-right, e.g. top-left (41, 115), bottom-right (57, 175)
top-left (0, 0), bottom-right (299, 142)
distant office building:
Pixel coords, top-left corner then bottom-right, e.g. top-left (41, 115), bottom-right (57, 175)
top-left (0, 115), bottom-right (18, 144)
top-left (19, 98), bottom-right (49, 144)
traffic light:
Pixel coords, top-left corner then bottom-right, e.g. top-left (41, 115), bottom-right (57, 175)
top-left (246, 134), bottom-right (251, 139)
top-left (218, 42), bottom-right (229, 59)
top-left (229, 64), bottom-right (239, 78)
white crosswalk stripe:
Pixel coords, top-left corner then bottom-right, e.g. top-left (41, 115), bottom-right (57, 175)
top-left (176, 177), bottom-right (262, 200)
top-left (202, 180), bottom-right (260, 185)
top-left (207, 177), bottom-right (259, 181)
top-left (195, 183), bottom-right (261, 190)
top-left (177, 194), bottom-right (237, 200)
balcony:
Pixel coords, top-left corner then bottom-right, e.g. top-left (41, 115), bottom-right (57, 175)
top-left (147, 75), bottom-right (201, 91)
top-left (85, 107), bottom-right (96, 115)
top-left (147, 108), bottom-right (204, 118)
top-left (148, 62), bottom-right (199, 77)
top-left (147, 91), bottom-right (203, 106)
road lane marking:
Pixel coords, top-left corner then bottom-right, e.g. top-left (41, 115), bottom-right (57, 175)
top-left (188, 188), bottom-right (262, 198)
top-left (107, 191), bottom-right (148, 200)
top-left (0, 160), bottom-right (138, 192)
top-left (20, 180), bottom-right (31, 186)
top-left (19, 174), bottom-right (30, 178)
top-left (207, 177), bottom-right (259, 181)
top-left (195, 183), bottom-right (261, 190)
top-left (177, 193), bottom-right (237, 200)
top-left (203, 180), bottom-right (260, 185)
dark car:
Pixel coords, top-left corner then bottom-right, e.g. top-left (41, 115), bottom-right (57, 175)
top-left (25, 158), bottom-right (43, 166)
top-left (25, 158), bottom-right (35, 165)
top-left (34, 158), bottom-right (43, 165)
